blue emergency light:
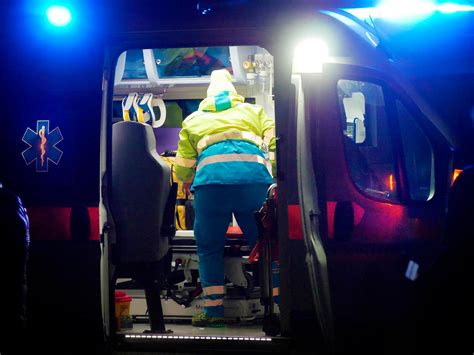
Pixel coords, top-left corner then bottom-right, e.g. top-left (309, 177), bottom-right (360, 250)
top-left (374, 0), bottom-right (473, 19)
top-left (46, 5), bottom-right (72, 27)
top-left (437, 3), bottom-right (474, 14)
top-left (347, 1), bottom-right (473, 23)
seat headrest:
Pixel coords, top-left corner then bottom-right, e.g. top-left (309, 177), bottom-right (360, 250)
top-left (113, 121), bottom-right (157, 153)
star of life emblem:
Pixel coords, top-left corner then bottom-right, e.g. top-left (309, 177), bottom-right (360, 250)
top-left (22, 120), bottom-right (63, 172)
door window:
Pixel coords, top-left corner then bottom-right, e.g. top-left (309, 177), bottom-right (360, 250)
top-left (337, 80), bottom-right (398, 201)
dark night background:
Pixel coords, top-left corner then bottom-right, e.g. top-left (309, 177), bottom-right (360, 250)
top-left (0, 0), bottom-right (472, 354)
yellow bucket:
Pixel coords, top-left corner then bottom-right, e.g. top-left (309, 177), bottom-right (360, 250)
top-left (115, 291), bottom-right (133, 330)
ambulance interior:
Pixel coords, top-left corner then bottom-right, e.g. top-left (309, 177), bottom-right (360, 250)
top-left (110, 46), bottom-right (278, 338)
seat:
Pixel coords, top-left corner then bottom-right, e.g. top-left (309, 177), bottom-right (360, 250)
top-left (110, 121), bottom-right (176, 333)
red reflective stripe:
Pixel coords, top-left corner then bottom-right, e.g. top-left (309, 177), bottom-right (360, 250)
top-left (288, 204), bottom-right (303, 240)
top-left (89, 207), bottom-right (100, 241)
top-left (327, 201), bottom-right (336, 239)
top-left (353, 202), bottom-right (365, 226)
top-left (28, 207), bottom-right (71, 241)
top-left (27, 206), bottom-right (100, 241)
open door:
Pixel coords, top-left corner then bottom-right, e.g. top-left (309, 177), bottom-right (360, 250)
top-left (293, 73), bottom-right (335, 352)
top-left (299, 62), bottom-right (453, 353)
top-left (99, 56), bottom-right (114, 339)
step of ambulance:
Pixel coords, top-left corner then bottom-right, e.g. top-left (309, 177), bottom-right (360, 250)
top-left (116, 323), bottom-right (290, 354)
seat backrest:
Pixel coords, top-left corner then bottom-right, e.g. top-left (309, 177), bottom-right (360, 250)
top-left (111, 121), bottom-right (171, 264)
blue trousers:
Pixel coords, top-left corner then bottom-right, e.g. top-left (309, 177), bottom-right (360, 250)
top-left (193, 184), bottom-right (269, 317)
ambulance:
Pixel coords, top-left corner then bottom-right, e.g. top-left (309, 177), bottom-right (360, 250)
top-left (3, 2), bottom-right (473, 354)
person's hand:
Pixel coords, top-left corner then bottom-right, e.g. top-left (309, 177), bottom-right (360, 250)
top-left (182, 182), bottom-right (192, 196)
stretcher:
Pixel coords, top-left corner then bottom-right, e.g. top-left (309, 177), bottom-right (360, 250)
top-left (116, 228), bottom-right (273, 324)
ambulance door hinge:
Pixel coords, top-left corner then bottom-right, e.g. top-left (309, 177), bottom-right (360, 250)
top-left (100, 222), bottom-right (112, 244)
top-left (275, 135), bottom-right (285, 181)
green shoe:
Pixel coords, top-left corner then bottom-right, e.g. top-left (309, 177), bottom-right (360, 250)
top-left (191, 312), bottom-right (225, 328)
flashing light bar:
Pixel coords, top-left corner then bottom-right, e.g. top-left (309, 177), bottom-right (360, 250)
top-left (437, 3), bottom-right (474, 13)
top-left (346, 1), bottom-right (474, 22)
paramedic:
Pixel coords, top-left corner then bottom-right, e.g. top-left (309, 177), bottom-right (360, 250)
top-left (174, 69), bottom-right (276, 327)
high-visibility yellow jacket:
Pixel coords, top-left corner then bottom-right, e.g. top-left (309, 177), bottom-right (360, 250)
top-left (175, 69), bottom-right (276, 188)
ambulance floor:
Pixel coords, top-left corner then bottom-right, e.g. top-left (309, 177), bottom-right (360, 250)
top-left (118, 323), bottom-right (266, 337)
